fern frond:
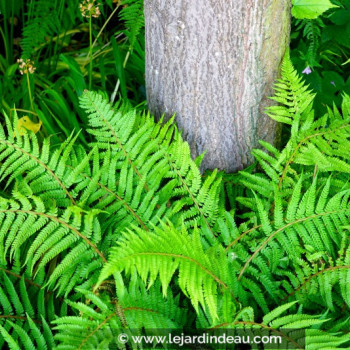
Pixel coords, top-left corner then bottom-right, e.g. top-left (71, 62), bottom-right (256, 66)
top-left (266, 51), bottom-right (316, 126)
top-left (305, 329), bottom-right (350, 350)
top-left (79, 91), bottom-right (223, 235)
top-left (238, 177), bottom-right (349, 277)
top-left (21, 0), bottom-right (60, 59)
top-left (0, 269), bottom-right (60, 350)
top-left (54, 277), bottom-right (186, 349)
top-left (79, 92), bottom-right (174, 230)
top-left (97, 222), bottom-right (233, 320)
top-left (119, 0), bottom-right (144, 50)
top-left (0, 192), bottom-right (105, 295)
top-left (283, 248), bottom-right (350, 311)
top-left (295, 18), bottom-right (324, 68)
top-left (217, 175), bottom-right (350, 312)
top-left (244, 58), bottom-right (350, 194)
top-left (0, 112), bottom-right (79, 207)
top-left (204, 302), bottom-right (329, 350)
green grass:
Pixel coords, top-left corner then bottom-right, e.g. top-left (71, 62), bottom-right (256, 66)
top-left (0, 0), bottom-right (145, 141)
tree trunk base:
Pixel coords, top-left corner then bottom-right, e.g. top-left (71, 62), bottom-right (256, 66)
top-left (145, 0), bottom-right (291, 172)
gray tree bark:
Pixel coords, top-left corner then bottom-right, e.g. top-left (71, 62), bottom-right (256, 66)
top-left (145, 0), bottom-right (291, 172)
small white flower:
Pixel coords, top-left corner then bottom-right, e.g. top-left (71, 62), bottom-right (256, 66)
top-left (80, 0), bottom-right (101, 18)
top-left (17, 58), bottom-right (36, 75)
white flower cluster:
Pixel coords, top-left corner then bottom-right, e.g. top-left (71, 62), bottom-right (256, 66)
top-left (80, 0), bottom-right (101, 18)
top-left (17, 58), bottom-right (36, 75)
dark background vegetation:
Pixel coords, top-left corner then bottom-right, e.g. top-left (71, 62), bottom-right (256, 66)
top-left (0, 0), bottom-right (349, 139)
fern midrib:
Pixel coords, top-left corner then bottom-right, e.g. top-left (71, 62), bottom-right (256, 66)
top-left (94, 178), bottom-right (149, 231)
top-left (0, 315), bottom-right (41, 324)
top-left (225, 224), bottom-right (262, 251)
top-left (0, 139), bottom-right (76, 205)
top-left (84, 92), bottom-right (149, 189)
top-left (284, 265), bottom-right (350, 301)
top-left (78, 312), bottom-right (116, 350)
top-left (278, 124), bottom-right (350, 189)
top-left (0, 209), bottom-right (106, 263)
top-left (124, 306), bottom-right (159, 314)
top-left (164, 152), bottom-right (216, 238)
top-left (238, 208), bottom-right (350, 279)
top-left (65, 165), bottom-right (149, 231)
top-left (0, 266), bottom-right (41, 289)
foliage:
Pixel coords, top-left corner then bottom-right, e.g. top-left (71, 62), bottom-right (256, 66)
top-left (0, 269), bottom-right (62, 350)
top-left (290, 0), bottom-right (350, 115)
top-left (119, 0), bottom-right (144, 51)
top-left (0, 55), bottom-right (349, 348)
top-left (292, 0), bottom-right (338, 19)
top-left (20, 0), bottom-right (61, 60)
top-left (0, 0), bottom-right (146, 142)
top-left (1, 0), bottom-right (350, 348)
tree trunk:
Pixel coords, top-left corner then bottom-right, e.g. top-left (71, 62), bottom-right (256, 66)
top-left (144, 0), bottom-right (291, 172)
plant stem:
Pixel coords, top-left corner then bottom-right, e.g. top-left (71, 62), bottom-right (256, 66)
top-left (110, 50), bottom-right (130, 103)
top-left (89, 15), bottom-right (93, 90)
top-left (10, 108), bottom-right (38, 116)
top-left (26, 72), bottom-right (34, 112)
top-left (92, 4), bottom-right (120, 50)
top-left (0, 26), bottom-right (9, 63)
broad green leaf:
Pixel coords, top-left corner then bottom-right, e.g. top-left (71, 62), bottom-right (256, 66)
top-left (292, 0), bottom-right (338, 19)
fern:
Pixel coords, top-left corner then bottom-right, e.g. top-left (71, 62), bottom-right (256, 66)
top-left (79, 91), bottom-right (223, 236)
top-left (282, 247), bottom-right (350, 311)
top-left (0, 267), bottom-right (64, 349)
top-left (266, 51), bottom-right (316, 126)
top-left (54, 277), bottom-right (186, 349)
top-left (0, 191), bottom-right (105, 296)
top-left (294, 19), bottom-right (324, 68)
top-left (21, 0), bottom-right (60, 59)
top-left (0, 111), bottom-right (84, 207)
top-left (241, 54), bottom-right (350, 199)
top-left (119, 0), bottom-right (144, 50)
top-left (1, 54), bottom-right (350, 348)
top-left (97, 222), bottom-right (232, 320)
top-left (224, 177), bottom-right (350, 311)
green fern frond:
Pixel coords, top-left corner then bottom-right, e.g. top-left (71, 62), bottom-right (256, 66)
top-left (0, 269), bottom-right (60, 350)
top-left (79, 91), bottom-right (223, 234)
top-left (241, 60), bottom-right (350, 196)
top-left (54, 277), bottom-right (186, 349)
top-left (119, 0), bottom-right (144, 50)
top-left (0, 192), bottom-right (105, 295)
top-left (21, 0), bottom-right (60, 59)
top-left (283, 249), bottom-right (350, 311)
top-left (305, 329), bottom-right (350, 350)
top-left (238, 177), bottom-right (349, 275)
top-left (201, 302), bottom-right (329, 349)
top-left (0, 112), bottom-right (79, 207)
top-left (97, 222), bottom-right (233, 320)
top-left (266, 51), bottom-right (316, 126)
top-left (295, 18), bottom-right (324, 68)
top-left (219, 176), bottom-right (350, 312)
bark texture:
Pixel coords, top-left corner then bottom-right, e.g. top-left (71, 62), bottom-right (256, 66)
top-left (145, 0), bottom-right (291, 172)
